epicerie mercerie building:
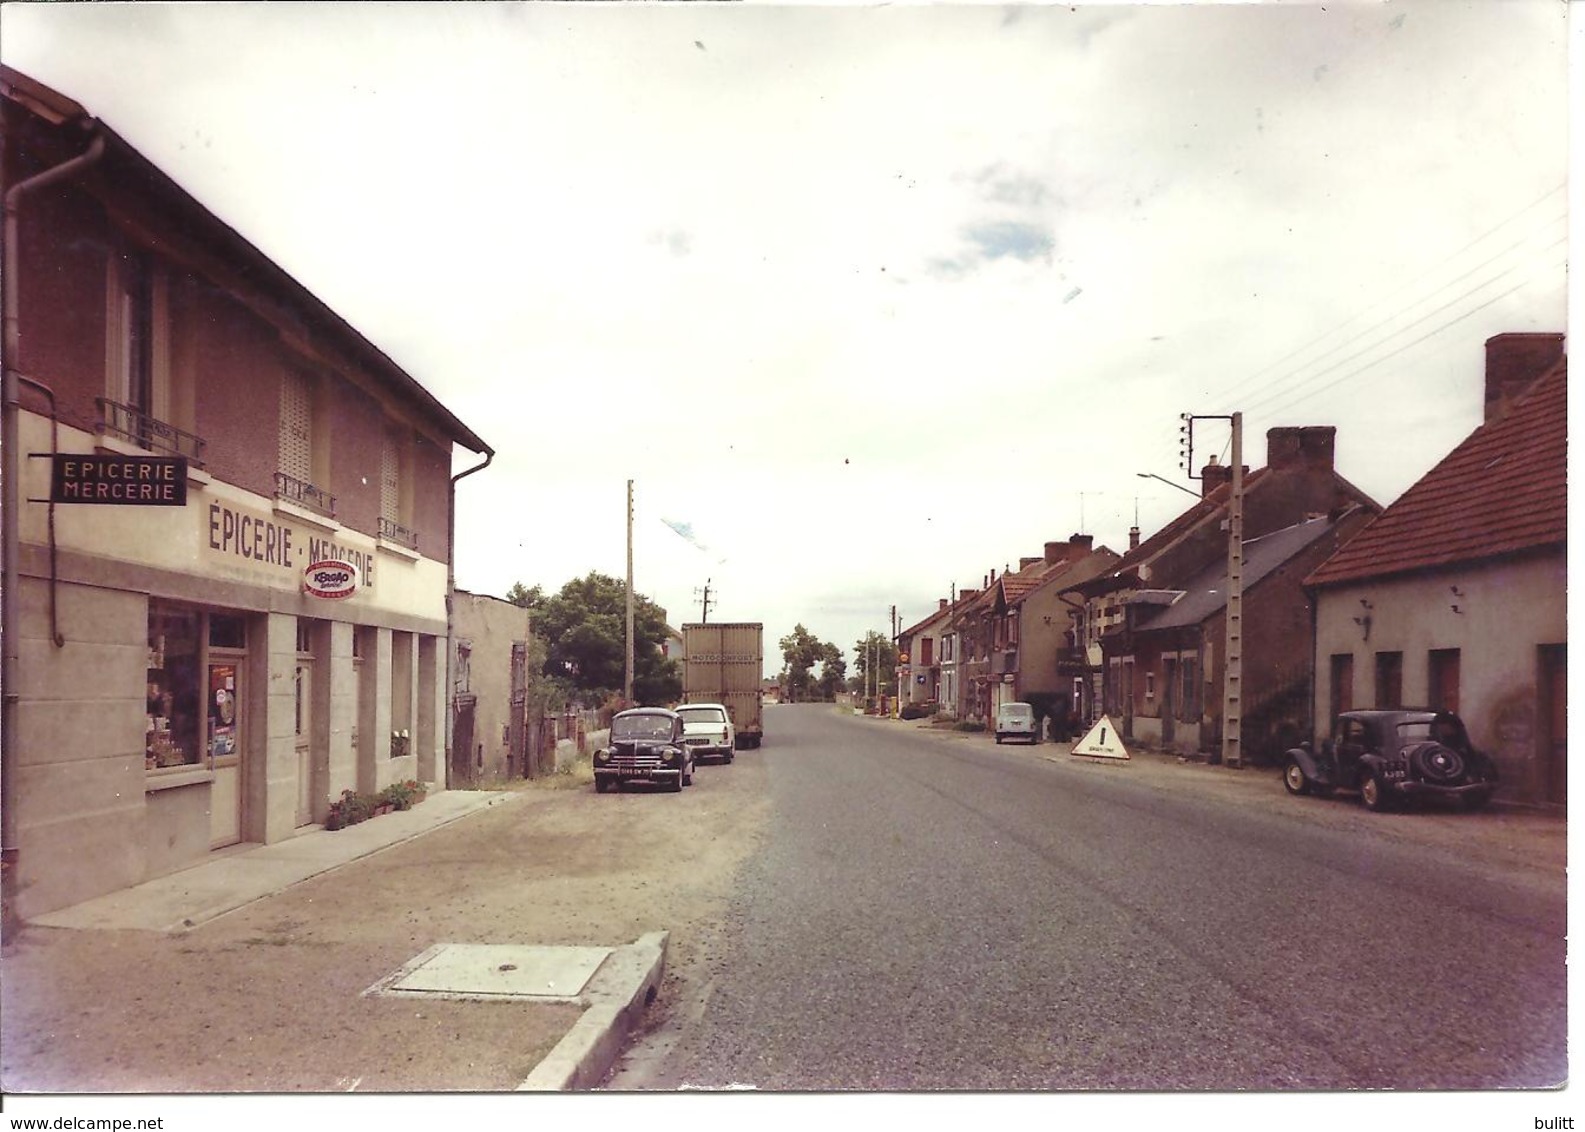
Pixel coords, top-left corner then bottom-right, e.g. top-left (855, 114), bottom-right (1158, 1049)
top-left (2, 66), bottom-right (492, 920)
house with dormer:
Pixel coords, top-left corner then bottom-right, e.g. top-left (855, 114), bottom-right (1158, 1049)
top-left (1306, 333), bottom-right (1566, 807)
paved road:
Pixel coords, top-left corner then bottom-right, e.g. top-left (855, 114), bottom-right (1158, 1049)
top-left (607, 704), bottom-right (1566, 1091)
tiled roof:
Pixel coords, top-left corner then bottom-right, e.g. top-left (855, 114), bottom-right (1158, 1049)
top-left (1140, 515), bottom-right (1341, 631)
top-left (1307, 359), bottom-right (1566, 587)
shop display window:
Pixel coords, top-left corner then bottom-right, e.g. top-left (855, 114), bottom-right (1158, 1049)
top-left (147, 603), bottom-right (203, 769)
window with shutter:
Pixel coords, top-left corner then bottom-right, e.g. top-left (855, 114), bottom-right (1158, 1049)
top-left (279, 370), bottom-right (314, 483)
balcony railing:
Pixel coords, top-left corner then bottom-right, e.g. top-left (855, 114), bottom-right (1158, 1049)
top-left (273, 471), bottom-right (336, 519)
top-left (96, 398), bottom-right (207, 467)
top-left (991, 647), bottom-right (1018, 675)
top-left (379, 516), bottom-right (418, 550)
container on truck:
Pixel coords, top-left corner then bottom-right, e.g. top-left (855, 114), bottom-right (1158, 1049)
top-left (681, 622), bottom-right (763, 749)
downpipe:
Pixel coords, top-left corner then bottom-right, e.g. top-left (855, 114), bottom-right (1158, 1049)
top-left (444, 448), bottom-right (492, 790)
top-left (2, 127), bottom-right (106, 944)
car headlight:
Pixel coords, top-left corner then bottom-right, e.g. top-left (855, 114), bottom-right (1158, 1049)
top-left (595, 749), bottom-right (610, 764)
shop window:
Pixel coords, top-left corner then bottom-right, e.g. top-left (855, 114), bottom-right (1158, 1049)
top-left (146, 603), bottom-right (203, 769)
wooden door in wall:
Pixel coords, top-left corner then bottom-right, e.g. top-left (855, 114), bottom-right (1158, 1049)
top-left (1540, 644), bottom-right (1566, 805)
top-left (208, 657), bottom-right (244, 848)
top-left (295, 659), bottom-right (314, 826)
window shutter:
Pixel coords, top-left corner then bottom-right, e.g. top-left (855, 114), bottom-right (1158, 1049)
top-left (380, 433), bottom-right (400, 520)
top-left (279, 370), bottom-right (313, 482)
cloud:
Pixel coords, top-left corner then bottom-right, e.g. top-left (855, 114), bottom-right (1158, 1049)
top-left (929, 219), bottom-right (1055, 278)
top-left (649, 228), bottom-right (692, 257)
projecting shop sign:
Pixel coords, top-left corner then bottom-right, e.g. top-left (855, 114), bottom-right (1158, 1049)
top-left (50, 454), bottom-right (188, 506)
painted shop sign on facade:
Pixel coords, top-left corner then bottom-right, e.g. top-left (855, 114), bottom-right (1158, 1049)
top-left (302, 560), bottom-right (359, 600)
top-left (50, 454), bottom-right (188, 506)
top-left (203, 499), bottom-right (375, 594)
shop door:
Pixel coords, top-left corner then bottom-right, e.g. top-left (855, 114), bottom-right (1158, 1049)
top-left (208, 657), bottom-right (244, 848)
top-left (509, 643), bottom-right (528, 778)
top-left (295, 660), bottom-right (314, 826)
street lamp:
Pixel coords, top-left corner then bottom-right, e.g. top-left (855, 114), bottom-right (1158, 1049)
top-left (1135, 471), bottom-right (1200, 499)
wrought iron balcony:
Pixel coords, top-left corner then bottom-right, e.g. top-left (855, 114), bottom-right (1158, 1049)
top-left (273, 471), bottom-right (336, 519)
top-left (96, 398), bottom-right (207, 467)
top-left (379, 516), bottom-right (418, 550)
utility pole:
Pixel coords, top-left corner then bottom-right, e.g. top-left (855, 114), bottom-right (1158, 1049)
top-left (890, 605), bottom-right (898, 716)
top-left (1179, 411), bottom-right (1244, 769)
top-left (624, 480), bottom-right (634, 707)
top-left (694, 579), bottom-right (714, 623)
top-left (1222, 413), bottom-right (1244, 768)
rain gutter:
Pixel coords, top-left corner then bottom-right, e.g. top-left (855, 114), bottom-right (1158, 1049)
top-left (3, 126), bottom-right (106, 943)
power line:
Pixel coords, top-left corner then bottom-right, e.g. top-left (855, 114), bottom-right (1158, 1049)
top-left (1212, 183), bottom-right (1566, 407)
top-left (1243, 250), bottom-right (1568, 419)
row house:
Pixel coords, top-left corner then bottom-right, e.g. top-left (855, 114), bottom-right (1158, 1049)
top-left (1306, 333), bottom-right (1566, 807)
top-left (2, 67), bottom-right (491, 919)
top-left (947, 537), bottom-right (1115, 726)
top-left (1060, 425), bottom-right (1381, 752)
top-left (895, 599), bottom-right (953, 710)
top-left (1106, 508), bottom-right (1375, 761)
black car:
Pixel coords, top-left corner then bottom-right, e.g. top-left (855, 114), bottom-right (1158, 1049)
top-left (1282, 709), bottom-right (1497, 812)
top-left (594, 707), bottom-right (694, 793)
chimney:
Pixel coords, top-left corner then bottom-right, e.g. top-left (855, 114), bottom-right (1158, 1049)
top-left (1267, 426), bottom-right (1337, 472)
top-left (1129, 526), bottom-right (1140, 551)
top-left (939, 598), bottom-right (948, 612)
top-left (1044, 541), bottom-right (1067, 564)
top-left (1200, 454), bottom-right (1249, 498)
top-left (1070, 533), bottom-right (1093, 552)
top-left (1020, 556), bottom-right (1041, 570)
top-left (1485, 332), bottom-right (1565, 422)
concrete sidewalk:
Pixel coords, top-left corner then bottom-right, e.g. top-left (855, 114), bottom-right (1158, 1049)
top-left (16, 787), bottom-right (668, 1092)
top-left (29, 789), bottom-right (518, 933)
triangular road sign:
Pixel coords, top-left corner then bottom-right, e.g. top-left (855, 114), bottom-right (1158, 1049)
top-left (1071, 715), bottom-right (1130, 760)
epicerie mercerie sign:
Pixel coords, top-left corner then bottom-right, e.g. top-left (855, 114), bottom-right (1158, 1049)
top-left (203, 500), bottom-right (375, 595)
top-left (51, 454), bottom-right (187, 506)
top-left (303, 560), bottom-right (359, 600)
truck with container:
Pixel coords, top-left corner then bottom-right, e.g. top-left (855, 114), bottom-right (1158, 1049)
top-left (681, 622), bottom-right (764, 749)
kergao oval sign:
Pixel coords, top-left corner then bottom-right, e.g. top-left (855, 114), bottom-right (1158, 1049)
top-left (303, 560), bottom-right (358, 600)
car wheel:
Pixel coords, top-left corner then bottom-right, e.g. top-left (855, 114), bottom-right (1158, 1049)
top-left (683, 762), bottom-right (694, 787)
top-left (595, 778), bottom-right (610, 794)
top-left (995, 735), bottom-right (1004, 745)
top-left (1283, 759), bottom-right (1311, 796)
top-left (725, 751), bottom-right (734, 764)
top-left (1360, 772), bottom-right (1390, 812)
top-left (1463, 788), bottom-right (1494, 812)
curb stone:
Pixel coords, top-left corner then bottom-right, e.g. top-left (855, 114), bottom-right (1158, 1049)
top-left (517, 930), bottom-right (670, 1091)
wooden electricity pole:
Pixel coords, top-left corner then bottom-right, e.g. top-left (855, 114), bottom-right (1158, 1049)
top-left (624, 479), bottom-right (634, 706)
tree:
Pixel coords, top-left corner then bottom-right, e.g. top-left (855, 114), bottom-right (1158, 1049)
top-left (505, 582), bottom-right (545, 610)
top-left (814, 643), bottom-right (847, 701)
top-left (523, 572), bottom-right (681, 707)
top-left (779, 623), bottom-right (833, 704)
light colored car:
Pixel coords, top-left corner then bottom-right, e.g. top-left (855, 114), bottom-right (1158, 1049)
top-left (676, 702), bottom-right (736, 764)
top-left (994, 701), bottom-right (1038, 745)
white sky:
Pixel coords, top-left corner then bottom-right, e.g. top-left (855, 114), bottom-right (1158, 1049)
top-left (1, 1), bottom-right (1572, 681)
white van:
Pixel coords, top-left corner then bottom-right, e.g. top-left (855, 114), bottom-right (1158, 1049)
top-left (994, 702), bottom-right (1038, 745)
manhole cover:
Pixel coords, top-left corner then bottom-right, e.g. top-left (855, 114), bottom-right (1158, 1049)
top-left (380, 944), bottom-right (613, 1001)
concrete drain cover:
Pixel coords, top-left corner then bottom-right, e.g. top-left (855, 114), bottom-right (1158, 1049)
top-left (370, 944), bottom-right (614, 1003)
